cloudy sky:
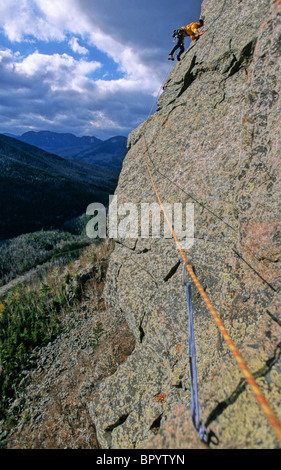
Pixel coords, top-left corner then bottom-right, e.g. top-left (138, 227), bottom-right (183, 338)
top-left (0, 0), bottom-right (203, 140)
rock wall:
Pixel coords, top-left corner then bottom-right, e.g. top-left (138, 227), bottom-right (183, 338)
top-left (88, 0), bottom-right (281, 449)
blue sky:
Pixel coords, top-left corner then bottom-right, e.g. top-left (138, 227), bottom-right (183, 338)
top-left (0, 0), bottom-right (203, 140)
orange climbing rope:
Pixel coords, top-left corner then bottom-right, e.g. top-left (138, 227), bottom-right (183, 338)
top-left (141, 64), bottom-right (281, 445)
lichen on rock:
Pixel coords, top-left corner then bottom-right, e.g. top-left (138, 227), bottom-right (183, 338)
top-left (88, 0), bottom-right (281, 449)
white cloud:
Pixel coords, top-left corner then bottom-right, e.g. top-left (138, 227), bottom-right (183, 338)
top-left (0, 47), bottom-right (152, 138)
top-left (0, 0), bottom-right (203, 137)
top-left (0, 0), bottom-right (65, 42)
top-left (14, 51), bottom-right (101, 92)
top-left (68, 37), bottom-right (88, 55)
top-left (90, 111), bottom-right (119, 130)
top-left (0, 0), bottom-right (165, 85)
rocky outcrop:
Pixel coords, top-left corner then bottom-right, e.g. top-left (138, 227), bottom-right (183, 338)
top-left (88, 0), bottom-right (281, 449)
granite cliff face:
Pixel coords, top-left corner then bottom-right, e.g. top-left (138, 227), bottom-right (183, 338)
top-left (89, 0), bottom-right (281, 449)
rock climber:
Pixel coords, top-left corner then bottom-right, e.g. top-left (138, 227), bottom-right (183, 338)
top-left (168, 19), bottom-right (205, 61)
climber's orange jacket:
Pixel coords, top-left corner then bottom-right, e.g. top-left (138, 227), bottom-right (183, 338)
top-left (182, 22), bottom-right (201, 41)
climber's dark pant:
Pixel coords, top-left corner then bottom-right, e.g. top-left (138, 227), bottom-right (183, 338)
top-left (169, 39), bottom-right (184, 58)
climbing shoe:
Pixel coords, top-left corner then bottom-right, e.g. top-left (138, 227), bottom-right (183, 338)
top-left (168, 55), bottom-right (174, 61)
top-left (177, 54), bottom-right (181, 61)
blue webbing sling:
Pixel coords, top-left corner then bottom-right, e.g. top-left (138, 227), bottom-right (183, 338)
top-left (184, 274), bottom-right (208, 443)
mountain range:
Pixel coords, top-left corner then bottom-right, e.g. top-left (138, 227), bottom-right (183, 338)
top-left (0, 133), bottom-right (119, 240)
top-left (5, 131), bottom-right (127, 173)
